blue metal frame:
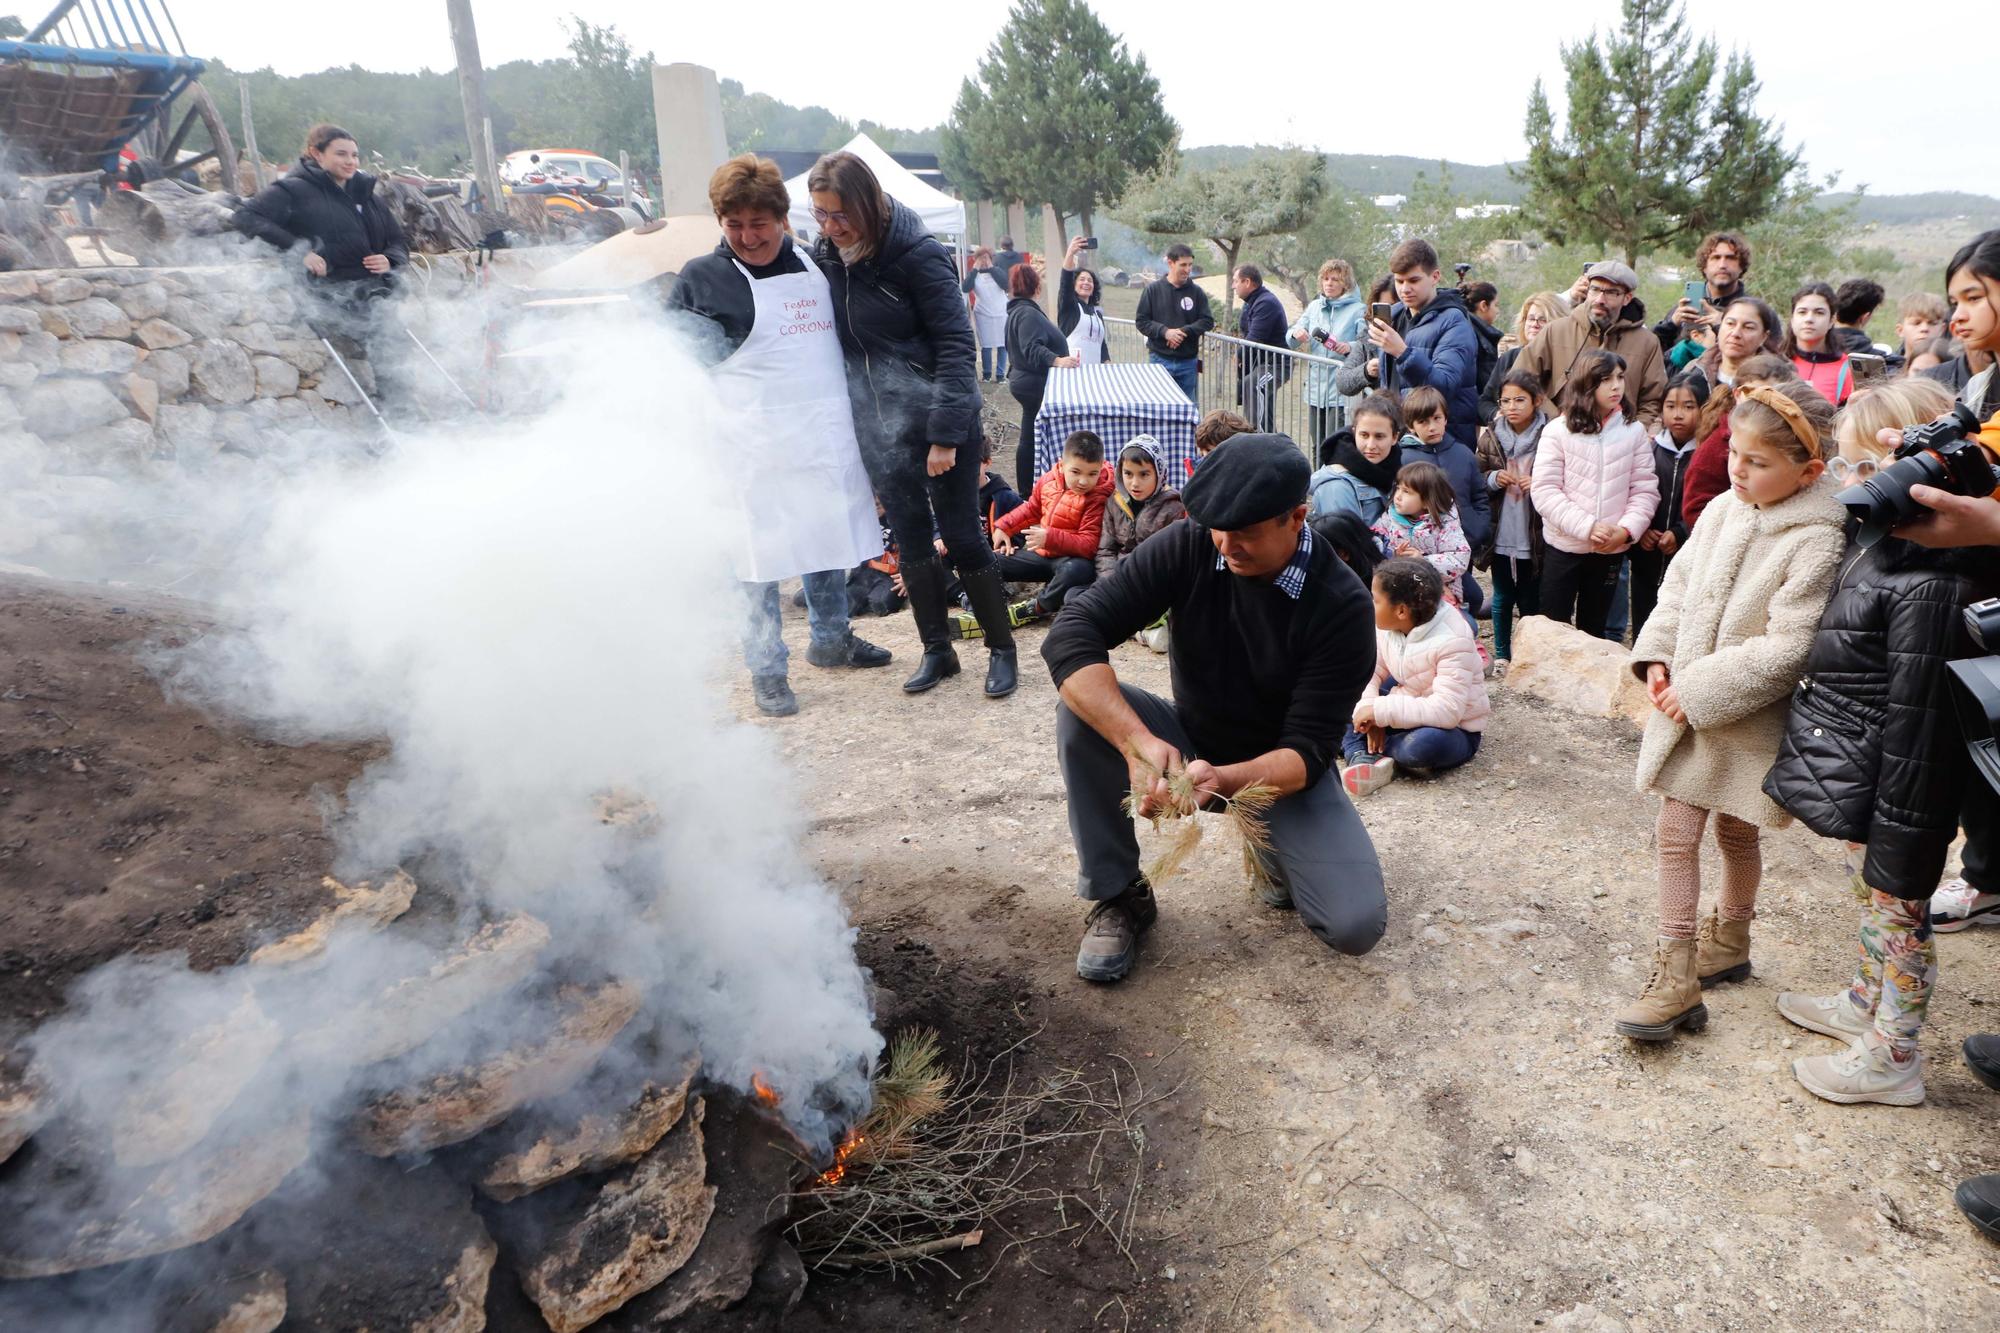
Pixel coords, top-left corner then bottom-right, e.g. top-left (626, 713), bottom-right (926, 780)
top-left (0, 40), bottom-right (206, 173)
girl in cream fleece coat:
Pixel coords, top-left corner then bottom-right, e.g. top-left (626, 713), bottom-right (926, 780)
top-left (1613, 380), bottom-right (1848, 1044)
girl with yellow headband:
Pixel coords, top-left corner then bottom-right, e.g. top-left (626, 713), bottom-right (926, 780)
top-left (1613, 377), bottom-right (1847, 1043)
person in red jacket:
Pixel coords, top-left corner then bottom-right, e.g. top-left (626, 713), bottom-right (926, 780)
top-left (993, 430), bottom-right (1115, 621)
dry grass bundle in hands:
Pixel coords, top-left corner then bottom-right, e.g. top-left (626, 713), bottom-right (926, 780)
top-left (1121, 750), bottom-right (1279, 894)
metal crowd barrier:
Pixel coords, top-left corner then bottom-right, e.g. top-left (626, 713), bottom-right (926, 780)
top-left (1103, 316), bottom-right (1350, 458)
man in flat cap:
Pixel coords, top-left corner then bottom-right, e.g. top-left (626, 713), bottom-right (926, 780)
top-left (1041, 433), bottom-right (1387, 983)
top-left (1515, 259), bottom-right (1667, 430)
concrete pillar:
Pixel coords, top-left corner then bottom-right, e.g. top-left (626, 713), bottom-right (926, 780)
top-left (1006, 201), bottom-right (1029, 249)
top-left (976, 199), bottom-right (995, 249)
top-left (1041, 203), bottom-right (1065, 319)
top-left (652, 63), bottom-right (728, 219)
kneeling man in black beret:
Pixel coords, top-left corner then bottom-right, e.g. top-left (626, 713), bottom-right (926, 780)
top-left (1042, 433), bottom-right (1388, 982)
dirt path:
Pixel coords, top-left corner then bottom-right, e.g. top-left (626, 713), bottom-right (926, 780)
top-left (740, 598), bottom-right (2000, 1331)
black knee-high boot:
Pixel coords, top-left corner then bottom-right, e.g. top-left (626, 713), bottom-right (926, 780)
top-left (898, 557), bottom-right (961, 694)
top-left (960, 563), bottom-right (1018, 699)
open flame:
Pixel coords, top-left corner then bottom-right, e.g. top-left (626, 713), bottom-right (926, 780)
top-left (815, 1128), bottom-right (866, 1188)
top-left (750, 1071), bottom-right (780, 1108)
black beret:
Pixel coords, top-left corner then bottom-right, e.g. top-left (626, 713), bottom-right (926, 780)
top-left (1182, 433), bottom-right (1310, 530)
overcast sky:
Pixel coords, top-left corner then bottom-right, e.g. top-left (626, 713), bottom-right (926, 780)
top-left (173, 0), bottom-right (1987, 196)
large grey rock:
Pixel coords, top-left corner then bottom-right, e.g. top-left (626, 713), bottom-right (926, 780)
top-left (41, 275), bottom-right (91, 303)
top-left (1508, 616), bottom-right (1651, 731)
top-left (317, 361), bottom-right (368, 405)
top-left (135, 317), bottom-right (192, 350)
top-left (190, 340), bottom-right (256, 404)
top-left (232, 321), bottom-right (285, 356)
top-left (59, 338), bottom-right (144, 375)
top-left (38, 305), bottom-right (70, 338)
top-left (252, 355), bottom-right (299, 398)
top-left (0, 358), bottom-right (36, 389)
top-left (114, 281), bottom-right (170, 321)
top-left (516, 1100), bottom-right (716, 1333)
top-left (20, 377), bottom-right (129, 436)
top-left (63, 418), bottom-right (158, 471)
top-left (157, 402), bottom-right (218, 460)
top-left (125, 371), bottom-right (161, 423)
top-left (0, 305), bottom-right (39, 334)
top-left (476, 1054), bottom-right (700, 1201)
top-left (165, 296), bottom-right (224, 340)
top-left (140, 345), bottom-right (192, 397)
top-left (19, 329), bottom-right (59, 372)
top-left (275, 339), bottom-right (328, 375)
top-left (64, 297), bottom-right (133, 340)
top-left (0, 272), bottom-right (38, 300)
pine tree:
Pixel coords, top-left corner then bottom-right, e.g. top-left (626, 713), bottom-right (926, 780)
top-left (1120, 148), bottom-right (1327, 322)
top-left (940, 0), bottom-right (1175, 239)
top-left (1516, 0), bottom-right (1801, 265)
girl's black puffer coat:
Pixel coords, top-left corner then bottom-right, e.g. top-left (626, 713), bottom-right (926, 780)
top-left (813, 199), bottom-right (981, 457)
top-left (1763, 537), bottom-right (1999, 897)
top-left (233, 157), bottom-right (409, 284)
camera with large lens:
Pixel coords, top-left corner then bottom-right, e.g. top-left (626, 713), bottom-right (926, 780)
top-left (1953, 599), bottom-right (2000, 796)
top-left (1837, 403), bottom-right (2000, 547)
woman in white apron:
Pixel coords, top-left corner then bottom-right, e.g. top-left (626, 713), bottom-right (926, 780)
top-left (1058, 234), bottom-right (1110, 364)
top-left (963, 246), bottom-right (1010, 381)
top-left (665, 155), bottom-right (888, 717)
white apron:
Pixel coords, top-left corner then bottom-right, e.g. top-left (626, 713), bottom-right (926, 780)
top-left (971, 270), bottom-right (1007, 345)
top-left (1068, 305), bottom-right (1106, 363)
top-left (709, 240), bottom-right (882, 584)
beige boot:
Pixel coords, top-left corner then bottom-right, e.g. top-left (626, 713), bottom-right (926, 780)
top-left (1614, 938), bottom-right (1709, 1041)
top-left (1695, 910), bottom-right (1753, 987)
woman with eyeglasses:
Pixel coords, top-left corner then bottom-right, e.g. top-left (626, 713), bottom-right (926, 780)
top-left (807, 151), bottom-right (1018, 699)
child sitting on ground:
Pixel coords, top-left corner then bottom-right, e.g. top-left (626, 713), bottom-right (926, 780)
top-left (1340, 558), bottom-right (1492, 797)
top-left (1190, 409), bottom-right (1253, 477)
top-left (1764, 378), bottom-right (2000, 1106)
top-left (1309, 393), bottom-right (1404, 525)
top-left (1096, 435), bottom-right (1187, 652)
top-left (1372, 461), bottom-right (1470, 604)
top-left (1616, 377), bottom-right (1847, 1044)
top-left (991, 429), bottom-right (1114, 622)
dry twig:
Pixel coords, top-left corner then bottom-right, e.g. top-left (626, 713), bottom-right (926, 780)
top-left (1120, 750), bottom-right (1281, 894)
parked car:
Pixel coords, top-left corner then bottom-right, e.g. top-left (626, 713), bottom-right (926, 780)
top-left (500, 150), bottom-right (648, 204)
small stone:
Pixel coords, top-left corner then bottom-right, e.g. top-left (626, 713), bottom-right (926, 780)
top-left (62, 297), bottom-right (132, 340)
top-left (0, 272), bottom-right (38, 300)
top-left (58, 338), bottom-right (143, 374)
top-left (41, 276), bottom-right (91, 303)
top-left (139, 345), bottom-right (191, 397)
top-left (252, 354), bottom-right (299, 398)
top-left (165, 296), bottom-right (224, 340)
top-left (190, 340), bottom-right (256, 404)
top-left (0, 306), bottom-right (38, 334)
top-left (134, 317), bottom-right (191, 350)
top-left (38, 306), bottom-right (71, 338)
top-left (124, 372), bottom-right (161, 423)
top-left (112, 281), bottom-right (170, 322)
top-left (1163, 1265), bottom-right (1177, 1280)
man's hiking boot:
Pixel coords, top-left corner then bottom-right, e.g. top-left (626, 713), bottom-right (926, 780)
top-left (1956, 1174), bottom-right (2000, 1243)
top-left (1964, 1034), bottom-right (2000, 1092)
top-left (1694, 910), bottom-right (1753, 986)
top-left (805, 633), bottom-right (892, 669)
top-left (1076, 880), bottom-right (1157, 983)
top-left (1614, 938), bottom-right (1707, 1041)
top-left (1777, 991), bottom-right (1873, 1042)
top-left (1793, 1038), bottom-right (1925, 1107)
top-left (750, 675), bottom-right (798, 717)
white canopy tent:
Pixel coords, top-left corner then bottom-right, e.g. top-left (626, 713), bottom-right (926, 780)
top-left (785, 132), bottom-right (967, 267)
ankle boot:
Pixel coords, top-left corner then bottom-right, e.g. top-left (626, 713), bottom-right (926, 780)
top-left (1614, 937), bottom-right (1708, 1042)
top-left (898, 557), bottom-right (960, 694)
top-left (960, 564), bottom-right (1018, 699)
top-left (1695, 910), bottom-right (1753, 987)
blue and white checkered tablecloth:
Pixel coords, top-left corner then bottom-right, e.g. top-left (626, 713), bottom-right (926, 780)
top-left (1033, 363), bottom-right (1200, 481)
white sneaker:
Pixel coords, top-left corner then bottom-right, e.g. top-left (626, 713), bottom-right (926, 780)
top-left (1792, 1038), bottom-right (1925, 1106)
top-left (1341, 755), bottom-right (1395, 798)
top-left (1776, 991), bottom-right (1872, 1041)
top-left (1137, 623), bottom-right (1171, 653)
top-left (1930, 879), bottom-right (2000, 934)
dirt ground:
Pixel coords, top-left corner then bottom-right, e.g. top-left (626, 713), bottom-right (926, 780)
top-left (735, 592), bottom-right (2000, 1331)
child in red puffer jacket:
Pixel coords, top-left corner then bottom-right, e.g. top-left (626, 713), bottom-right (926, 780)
top-left (992, 430), bottom-right (1115, 621)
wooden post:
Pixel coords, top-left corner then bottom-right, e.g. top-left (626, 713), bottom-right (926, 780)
top-left (1040, 203), bottom-right (1065, 320)
top-left (619, 150), bottom-right (630, 209)
top-left (238, 80), bottom-right (266, 192)
top-left (446, 0), bottom-right (505, 215)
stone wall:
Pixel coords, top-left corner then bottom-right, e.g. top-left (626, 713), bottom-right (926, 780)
top-left (0, 263), bottom-right (378, 471)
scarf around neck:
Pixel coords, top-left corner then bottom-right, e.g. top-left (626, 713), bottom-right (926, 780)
top-left (1332, 436), bottom-right (1402, 494)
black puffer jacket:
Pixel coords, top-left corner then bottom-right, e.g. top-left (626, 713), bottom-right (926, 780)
top-left (1763, 537), bottom-right (1999, 896)
top-left (813, 199), bottom-right (981, 456)
top-left (234, 158), bottom-right (409, 284)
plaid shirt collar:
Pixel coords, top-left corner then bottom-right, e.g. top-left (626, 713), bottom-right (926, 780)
top-left (1215, 521), bottom-right (1314, 599)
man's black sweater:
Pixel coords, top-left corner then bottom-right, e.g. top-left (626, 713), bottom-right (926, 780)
top-left (1134, 277), bottom-right (1216, 361)
top-left (1042, 521), bottom-right (1376, 787)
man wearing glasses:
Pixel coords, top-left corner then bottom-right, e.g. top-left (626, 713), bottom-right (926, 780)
top-left (1515, 260), bottom-right (1668, 431)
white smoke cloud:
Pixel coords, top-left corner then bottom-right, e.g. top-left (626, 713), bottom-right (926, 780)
top-left (9, 284), bottom-right (880, 1291)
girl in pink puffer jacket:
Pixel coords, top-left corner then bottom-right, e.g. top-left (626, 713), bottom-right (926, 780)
top-left (1530, 349), bottom-right (1659, 638)
top-left (1341, 558), bottom-right (1492, 797)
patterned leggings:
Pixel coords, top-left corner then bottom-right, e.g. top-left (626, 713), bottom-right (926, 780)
top-left (1655, 798), bottom-right (1761, 940)
top-left (1843, 857), bottom-right (1936, 1058)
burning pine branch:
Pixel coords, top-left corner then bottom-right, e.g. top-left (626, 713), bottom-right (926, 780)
top-left (1121, 750), bottom-right (1280, 895)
